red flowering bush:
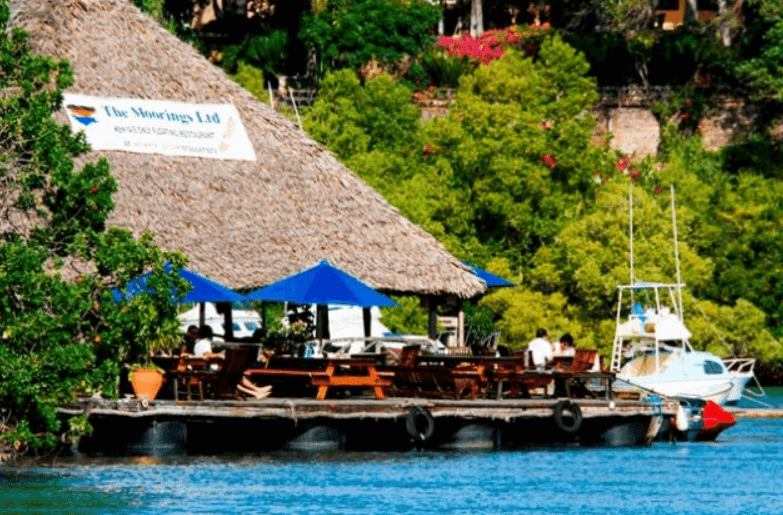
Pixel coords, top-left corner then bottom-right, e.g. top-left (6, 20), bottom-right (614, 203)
top-left (436, 25), bottom-right (549, 66)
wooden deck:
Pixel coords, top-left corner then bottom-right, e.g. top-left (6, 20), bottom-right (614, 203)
top-left (62, 396), bottom-right (676, 421)
top-left (61, 395), bottom-right (678, 454)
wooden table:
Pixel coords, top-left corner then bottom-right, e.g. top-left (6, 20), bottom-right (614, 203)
top-left (245, 357), bottom-right (392, 400)
top-left (398, 356), bottom-right (531, 399)
top-left (415, 356), bottom-right (531, 384)
top-left (552, 371), bottom-right (615, 400)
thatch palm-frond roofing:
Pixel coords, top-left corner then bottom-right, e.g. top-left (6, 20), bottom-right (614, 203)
top-left (9, 0), bottom-right (486, 298)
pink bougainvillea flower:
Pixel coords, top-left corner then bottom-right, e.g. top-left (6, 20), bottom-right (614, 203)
top-left (542, 154), bottom-right (556, 170)
top-left (654, 186), bottom-right (663, 194)
top-left (617, 155), bottom-right (631, 171)
top-left (437, 36), bottom-right (456, 48)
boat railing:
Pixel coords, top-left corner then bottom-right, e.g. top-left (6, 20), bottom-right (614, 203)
top-left (723, 357), bottom-right (756, 374)
top-left (723, 357), bottom-right (771, 402)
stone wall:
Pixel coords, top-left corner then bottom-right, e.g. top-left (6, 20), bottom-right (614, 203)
top-left (416, 96), bottom-right (765, 157)
top-left (593, 108), bottom-right (661, 157)
top-left (592, 102), bottom-right (763, 156)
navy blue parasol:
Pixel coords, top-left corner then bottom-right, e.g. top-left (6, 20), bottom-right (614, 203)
top-left (462, 262), bottom-right (516, 288)
top-left (245, 260), bottom-right (397, 308)
top-left (112, 262), bottom-right (246, 304)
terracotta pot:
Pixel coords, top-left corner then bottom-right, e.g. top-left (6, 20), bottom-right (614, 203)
top-left (131, 368), bottom-right (164, 400)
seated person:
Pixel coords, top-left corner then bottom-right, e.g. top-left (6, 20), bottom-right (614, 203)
top-left (180, 325), bottom-right (198, 355)
top-left (193, 325), bottom-right (215, 356)
top-left (236, 376), bottom-right (273, 400)
top-left (193, 326), bottom-right (225, 369)
top-left (527, 328), bottom-right (553, 369)
top-left (557, 333), bottom-right (576, 357)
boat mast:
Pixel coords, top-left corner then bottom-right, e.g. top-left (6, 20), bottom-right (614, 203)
top-left (629, 185), bottom-right (634, 285)
top-left (670, 184), bottom-right (684, 323)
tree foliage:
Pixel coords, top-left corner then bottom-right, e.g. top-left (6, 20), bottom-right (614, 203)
top-left (0, 3), bottom-right (185, 459)
top-left (299, 0), bottom-right (440, 77)
top-left (301, 32), bottom-right (783, 365)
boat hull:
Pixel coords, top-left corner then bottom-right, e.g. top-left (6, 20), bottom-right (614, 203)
top-left (725, 372), bottom-right (754, 406)
top-left (617, 376), bottom-right (733, 405)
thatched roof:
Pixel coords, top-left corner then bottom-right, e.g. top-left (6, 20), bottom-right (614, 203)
top-left (9, 0), bottom-right (486, 298)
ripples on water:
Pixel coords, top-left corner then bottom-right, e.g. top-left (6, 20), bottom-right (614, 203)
top-left (3, 388), bottom-right (782, 514)
top-left (1, 417), bottom-right (782, 515)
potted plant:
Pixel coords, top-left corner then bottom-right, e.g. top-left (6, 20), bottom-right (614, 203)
top-left (128, 361), bottom-right (166, 401)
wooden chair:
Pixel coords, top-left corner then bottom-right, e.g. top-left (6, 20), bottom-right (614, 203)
top-left (389, 345), bottom-right (479, 399)
top-left (173, 355), bottom-right (218, 401)
top-left (571, 349), bottom-right (598, 373)
top-left (210, 347), bottom-right (254, 399)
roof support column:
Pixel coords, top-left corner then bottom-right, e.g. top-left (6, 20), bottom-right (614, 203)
top-left (458, 306), bottom-right (465, 347)
top-left (216, 302), bottom-right (234, 342)
top-left (428, 296), bottom-right (439, 340)
top-left (363, 308), bottom-right (371, 338)
top-left (316, 304), bottom-right (330, 341)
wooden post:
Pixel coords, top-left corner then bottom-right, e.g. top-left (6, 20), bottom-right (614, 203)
top-left (216, 302), bottom-right (234, 342)
top-left (199, 302), bottom-right (206, 328)
top-left (428, 296), bottom-right (439, 340)
top-left (363, 307), bottom-right (372, 338)
top-left (316, 304), bottom-right (330, 340)
top-left (458, 307), bottom-right (465, 347)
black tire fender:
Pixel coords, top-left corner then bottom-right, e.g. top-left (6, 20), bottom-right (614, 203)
top-left (553, 400), bottom-right (583, 434)
top-left (405, 406), bottom-right (435, 442)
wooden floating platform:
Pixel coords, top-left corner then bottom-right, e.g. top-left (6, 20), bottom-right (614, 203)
top-left (728, 408), bottom-right (783, 419)
top-left (61, 396), bottom-right (679, 455)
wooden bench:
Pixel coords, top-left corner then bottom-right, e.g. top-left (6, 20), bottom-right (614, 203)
top-left (310, 359), bottom-right (391, 400)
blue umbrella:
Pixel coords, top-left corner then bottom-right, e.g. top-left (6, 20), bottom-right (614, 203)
top-left (112, 262), bottom-right (246, 304)
top-left (246, 260), bottom-right (397, 307)
top-left (462, 262), bottom-right (516, 288)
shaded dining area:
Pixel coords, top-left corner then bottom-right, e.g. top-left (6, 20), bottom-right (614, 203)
top-left (115, 260), bottom-right (614, 405)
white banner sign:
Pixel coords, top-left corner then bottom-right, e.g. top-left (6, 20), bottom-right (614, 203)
top-left (62, 94), bottom-right (256, 161)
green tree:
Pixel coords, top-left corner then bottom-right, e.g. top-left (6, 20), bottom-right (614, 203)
top-left (523, 180), bottom-right (780, 360)
top-left (421, 37), bottom-right (614, 267)
top-left (0, 3), bottom-right (184, 459)
top-left (303, 70), bottom-right (421, 160)
top-left (300, 0), bottom-right (440, 78)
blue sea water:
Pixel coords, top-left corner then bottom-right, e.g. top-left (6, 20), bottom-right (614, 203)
top-left (1, 415), bottom-right (782, 515)
top-left (2, 387), bottom-right (782, 514)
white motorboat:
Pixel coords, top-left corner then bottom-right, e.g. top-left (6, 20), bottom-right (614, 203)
top-left (609, 281), bottom-right (754, 406)
top-left (610, 185), bottom-right (756, 406)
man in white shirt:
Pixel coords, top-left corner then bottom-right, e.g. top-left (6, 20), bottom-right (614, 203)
top-left (193, 325), bottom-right (215, 356)
top-left (527, 328), bottom-right (553, 369)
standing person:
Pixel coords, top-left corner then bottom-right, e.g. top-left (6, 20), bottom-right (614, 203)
top-left (527, 328), bottom-right (553, 369)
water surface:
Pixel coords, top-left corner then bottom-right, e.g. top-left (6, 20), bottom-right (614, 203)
top-left (2, 416), bottom-right (782, 515)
